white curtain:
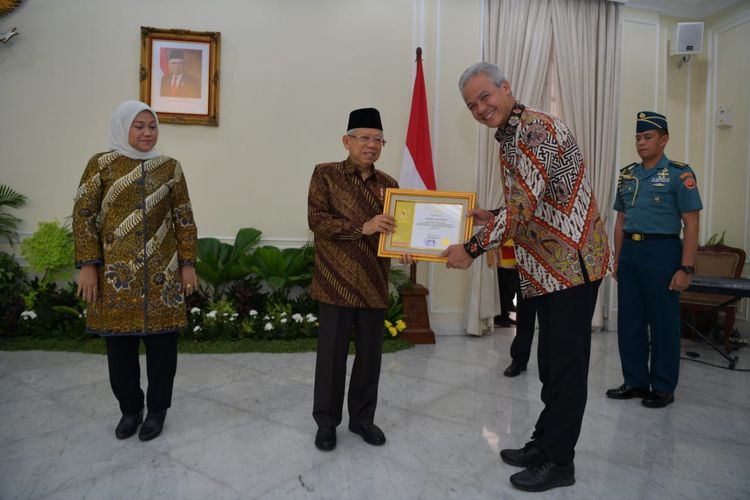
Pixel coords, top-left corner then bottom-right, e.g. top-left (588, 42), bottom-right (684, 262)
top-left (466, 0), bottom-right (553, 336)
top-left (551, 0), bottom-right (621, 329)
top-left (466, 0), bottom-right (621, 334)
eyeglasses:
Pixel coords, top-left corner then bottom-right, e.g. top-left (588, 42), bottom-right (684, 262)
top-left (348, 134), bottom-right (387, 146)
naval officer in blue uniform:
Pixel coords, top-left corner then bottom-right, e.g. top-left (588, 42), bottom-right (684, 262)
top-left (606, 111), bottom-right (702, 408)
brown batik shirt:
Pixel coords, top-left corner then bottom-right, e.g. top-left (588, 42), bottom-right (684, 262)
top-left (308, 158), bottom-right (398, 309)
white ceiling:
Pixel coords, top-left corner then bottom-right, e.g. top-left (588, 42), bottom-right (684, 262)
top-left (625, 0), bottom-right (747, 19)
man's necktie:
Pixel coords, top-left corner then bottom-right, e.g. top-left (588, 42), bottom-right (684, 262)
top-left (171, 74), bottom-right (178, 96)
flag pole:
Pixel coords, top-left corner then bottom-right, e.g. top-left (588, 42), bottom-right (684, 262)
top-left (409, 47), bottom-right (421, 286)
top-left (399, 46), bottom-right (435, 344)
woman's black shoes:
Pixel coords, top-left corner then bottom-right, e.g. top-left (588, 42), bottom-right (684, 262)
top-left (115, 409), bottom-right (144, 439)
top-left (138, 410), bottom-right (168, 441)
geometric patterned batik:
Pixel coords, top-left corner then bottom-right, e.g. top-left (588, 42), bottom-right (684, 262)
top-left (465, 102), bottom-right (612, 298)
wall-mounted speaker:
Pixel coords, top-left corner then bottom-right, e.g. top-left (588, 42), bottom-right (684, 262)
top-left (671, 22), bottom-right (704, 55)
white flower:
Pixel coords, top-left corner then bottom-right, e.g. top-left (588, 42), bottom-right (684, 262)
top-left (193, 325), bottom-right (201, 332)
top-left (231, 313), bottom-right (239, 318)
top-left (223, 312), bottom-right (229, 317)
top-left (280, 312), bottom-right (287, 316)
top-left (82, 309), bottom-right (87, 317)
top-left (190, 307), bottom-right (201, 315)
top-left (206, 310), bottom-right (218, 319)
top-left (20, 310), bottom-right (37, 320)
top-left (230, 317), bottom-right (236, 322)
top-left (292, 313), bottom-right (304, 323)
top-left (263, 315), bottom-right (270, 321)
top-left (306, 314), bottom-right (317, 323)
top-left (264, 322), bottom-right (274, 331)
top-left (249, 310), bottom-right (258, 317)
top-left (280, 318), bottom-right (288, 324)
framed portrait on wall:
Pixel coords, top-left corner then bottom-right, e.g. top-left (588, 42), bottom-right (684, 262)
top-left (139, 27), bottom-right (220, 126)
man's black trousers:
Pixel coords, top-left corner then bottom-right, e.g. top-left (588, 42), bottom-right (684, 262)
top-left (532, 279), bottom-right (601, 464)
top-left (313, 303), bottom-right (385, 428)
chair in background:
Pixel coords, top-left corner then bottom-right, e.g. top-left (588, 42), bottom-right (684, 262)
top-left (680, 244), bottom-right (746, 352)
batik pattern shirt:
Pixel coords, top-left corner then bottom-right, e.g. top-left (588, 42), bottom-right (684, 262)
top-left (308, 158), bottom-right (398, 308)
top-left (465, 103), bottom-right (612, 298)
top-left (73, 151), bottom-right (197, 336)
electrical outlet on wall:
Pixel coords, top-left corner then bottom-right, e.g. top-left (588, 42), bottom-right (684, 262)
top-left (717, 105), bottom-right (733, 128)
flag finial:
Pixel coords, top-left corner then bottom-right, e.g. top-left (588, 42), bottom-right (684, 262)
top-left (416, 47), bottom-right (422, 62)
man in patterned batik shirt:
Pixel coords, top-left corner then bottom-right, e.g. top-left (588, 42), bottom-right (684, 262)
top-left (308, 108), bottom-right (398, 452)
top-left (441, 62), bottom-right (612, 492)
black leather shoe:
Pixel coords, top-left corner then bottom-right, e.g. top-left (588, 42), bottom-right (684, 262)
top-left (138, 410), bottom-right (167, 441)
top-left (510, 460), bottom-right (575, 492)
top-left (494, 315), bottom-right (516, 327)
top-left (315, 427), bottom-right (336, 451)
top-left (642, 391), bottom-right (674, 408)
top-left (348, 422), bottom-right (386, 446)
top-left (115, 409), bottom-right (143, 439)
top-left (500, 440), bottom-right (543, 467)
top-left (503, 360), bottom-right (527, 377)
top-left (606, 384), bottom-right (650, 400)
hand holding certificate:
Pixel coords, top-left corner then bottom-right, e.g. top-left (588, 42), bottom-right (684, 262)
top-left (377, 188), bottom-right (476, 262)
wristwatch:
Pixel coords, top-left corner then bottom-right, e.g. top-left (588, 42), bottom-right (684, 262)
top-left (679, 265), bottom-right (695, 275)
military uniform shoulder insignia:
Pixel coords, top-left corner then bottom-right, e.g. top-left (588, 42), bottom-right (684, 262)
top-left (620, 162), bottom-right (637, 173)
top-left (669, 160), bottom-right (688, 169)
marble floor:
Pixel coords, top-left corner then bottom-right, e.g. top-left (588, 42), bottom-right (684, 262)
top-left (1, 329), bottom-right (749, 500)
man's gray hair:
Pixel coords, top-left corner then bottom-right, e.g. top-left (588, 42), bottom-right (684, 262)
top-left (458, 62), bottom-right (507, 91)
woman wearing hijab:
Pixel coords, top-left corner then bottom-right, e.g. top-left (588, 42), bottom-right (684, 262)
top-left (73, 100), bottom-right (198, 441)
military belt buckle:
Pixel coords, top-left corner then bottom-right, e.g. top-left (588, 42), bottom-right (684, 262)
top-left (632, 233), bottom-right (643, 241)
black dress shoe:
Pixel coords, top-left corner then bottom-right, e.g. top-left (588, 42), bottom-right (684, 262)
top-left (315, 427), bottom-right (336, 451)
top-left (510, 460), bottom-right (575, 492)
top-left (500, 440), bottom-right (543, 467)
top-left (348, 422), bottom-right (386, 446)
top-left (642, 391), bottom-right (674, 408)
top-left (115, 409), bottom-right (143, 439)
top-left (503, 360), bottom-right (527, 377)
top-left (606, 384), bottom-right (650, 400)
top-left (138, 410), bottom-right (167, 441)
top-left (494, 315), bottom-right (516, 327)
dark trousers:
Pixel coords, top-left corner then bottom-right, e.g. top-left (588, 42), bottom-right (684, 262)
top-left (105, 331), bottom-right (178, 415)
top-left (313, 303), bottom-right (385, 428)
top-left (617, 238), bottom-right (682, 394)
top-left (498, 267), bottom-right (519, 318)
top-left (532, 279), bottom-right (601, 464)
top-left (510, 290), bottom-right (538, 365)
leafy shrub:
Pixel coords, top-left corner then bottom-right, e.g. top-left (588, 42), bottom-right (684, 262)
top-left (0, 252), bottom-right (27, 335)
top-left (19, 278), bottom-right (86, 338)
top-left (20, 220), bottom-right (74, 283)
top-left (247, 243), bottom-right (314, 302)
top-left (196, 228), bottom-right (261, 300)
top-left (227, 278), bottom-right (265, 318)
top-left (0, 185), bottom-right (27, 245)
top-left (188, 299), bottom-right (243, 341)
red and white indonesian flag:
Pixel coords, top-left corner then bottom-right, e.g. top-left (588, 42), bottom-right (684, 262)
top-left (399, 50), bottom-right (436, 191)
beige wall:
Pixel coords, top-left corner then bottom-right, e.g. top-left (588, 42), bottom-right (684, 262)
top-left (0, 0), bottom-right (481, 334)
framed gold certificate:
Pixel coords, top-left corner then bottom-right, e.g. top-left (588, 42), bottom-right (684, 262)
top-left (378, 188), bottom-right (476, 262)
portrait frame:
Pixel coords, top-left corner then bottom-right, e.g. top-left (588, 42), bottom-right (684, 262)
top-left (139, 26), bottom-right (221, 126)
top-left (378, 188), bottom-right (476, 263)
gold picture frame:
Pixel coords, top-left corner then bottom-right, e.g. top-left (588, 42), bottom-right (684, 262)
top-left (139, 27), bottom-right (220, 126)
top-left (378, 188), bottom-right (476, 262)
